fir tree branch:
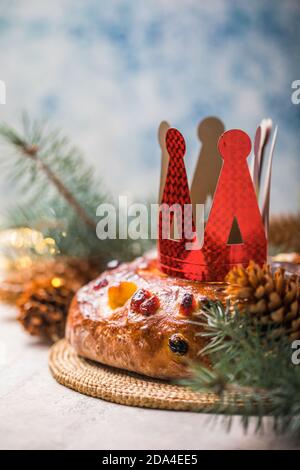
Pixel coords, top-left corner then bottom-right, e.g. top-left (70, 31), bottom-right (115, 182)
top-left (0, 115), bottom-right (146, 263)
top-left (25, 146), bottom-right (96, 230)
top-left (186, 301), bottom-right (300, 439)
top-left (0, 121), bottom-right (96, 231)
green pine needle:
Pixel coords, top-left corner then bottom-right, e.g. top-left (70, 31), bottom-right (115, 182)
top-left (0, 114), bottom-right (151, 264)
top-left (186, 301), bottom-right (300, 439)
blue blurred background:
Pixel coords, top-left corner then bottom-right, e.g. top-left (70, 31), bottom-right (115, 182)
top-left (0, 0), bottom-right (299, 213)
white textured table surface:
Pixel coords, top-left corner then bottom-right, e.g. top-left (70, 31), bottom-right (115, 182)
top-left (0, 304), bottom-right (298, 450)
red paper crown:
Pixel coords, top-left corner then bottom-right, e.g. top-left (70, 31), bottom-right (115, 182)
top-left (158, 127), bottom-right (268, 282)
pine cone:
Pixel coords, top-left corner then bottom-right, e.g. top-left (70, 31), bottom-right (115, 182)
top-left (269, 213), bottom-right (300, 253)
top-left (15, 257), bottom-right (100, 342)
top-left (17, 276), bottom-right (76, 342)
top-left (226, 262), bottom-right (300, 341)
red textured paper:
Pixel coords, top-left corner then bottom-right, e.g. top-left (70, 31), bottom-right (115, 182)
top-left (158, 128), bottom-right (267, 281)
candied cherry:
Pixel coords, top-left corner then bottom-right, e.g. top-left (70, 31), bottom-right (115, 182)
top-left (130, 288), bottom-right (160, 315)
top-left (140, 295), bottom-right (160, 315)
top-left (93, 278), bottom-right (108, 290)
top-left (131, 288), bottom-right (151, 310)
top-left (198, 295), bottom-right (210, 308)
top-left (179, 292), bottom-right (197, 316)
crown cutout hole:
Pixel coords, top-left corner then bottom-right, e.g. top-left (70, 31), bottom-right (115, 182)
top-left (227, 216), bottom-right (244, 245)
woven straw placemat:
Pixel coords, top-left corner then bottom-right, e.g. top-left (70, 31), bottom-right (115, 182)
top-left (49, 339), bottom-right (267, 412)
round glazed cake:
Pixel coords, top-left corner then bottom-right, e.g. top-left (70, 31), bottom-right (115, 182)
top-left (66, 253), bottom-right (226, 379)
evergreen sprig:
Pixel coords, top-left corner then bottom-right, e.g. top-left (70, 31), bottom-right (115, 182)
top-left (0, 114), bottom-right (147, 264)
top-left (185, 301), bottom-right (300, 438)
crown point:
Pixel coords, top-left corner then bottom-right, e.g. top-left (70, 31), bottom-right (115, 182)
top-left (218, 129), bottom-right (251, 161)
top-left (166, 128), bottom-right (186, 159)
top-left (197, 116), bottom-right (225, 142)
top-left (158, 121), bottom-right (170, 147)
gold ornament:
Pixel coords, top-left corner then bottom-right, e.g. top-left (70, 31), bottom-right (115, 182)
top-left (0, 227), bottom-right (58, 276)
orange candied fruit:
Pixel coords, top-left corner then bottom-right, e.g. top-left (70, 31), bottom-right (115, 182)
top-left (108, 281), bottom-right (137, 309)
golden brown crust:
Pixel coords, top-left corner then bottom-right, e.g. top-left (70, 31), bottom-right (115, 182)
top-left (66, 254), bottom-right (226, 379)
